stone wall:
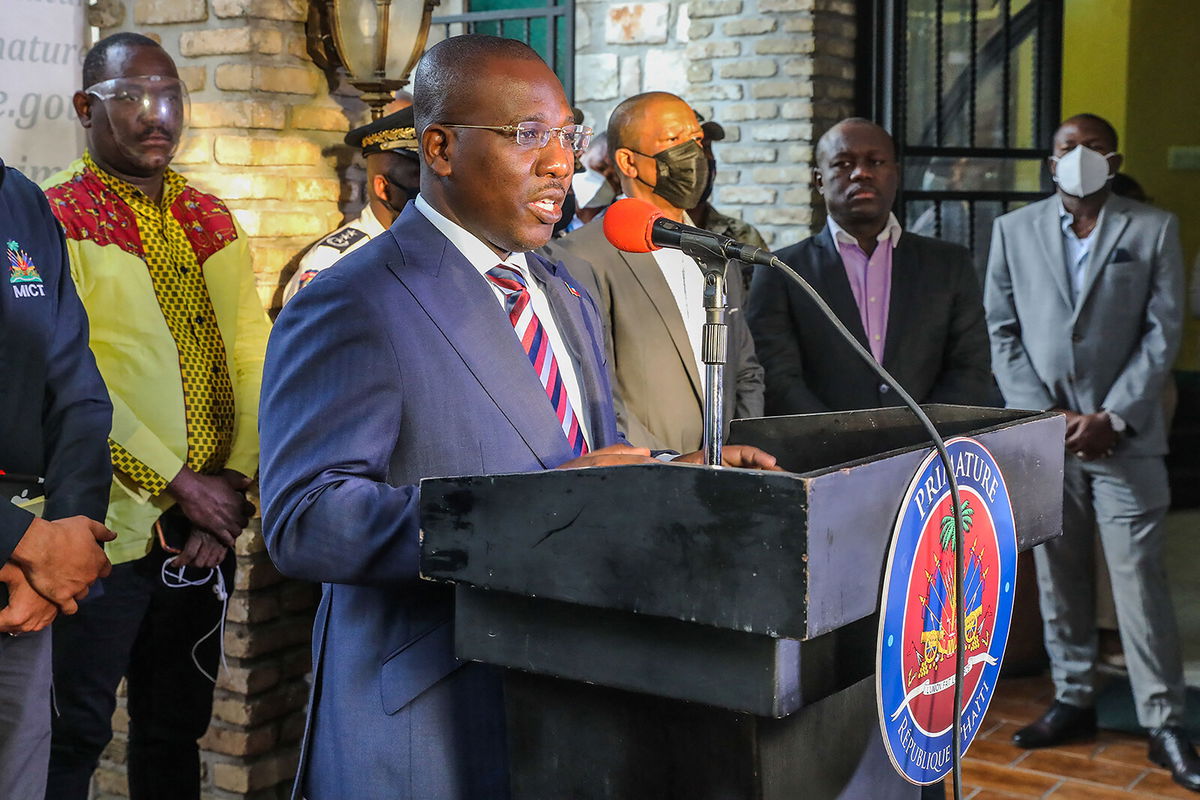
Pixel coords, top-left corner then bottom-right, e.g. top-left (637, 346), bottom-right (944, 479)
top-left (684, 0), bottom-right (857, 246)
top-left (573, 0), bottom-right (692, 131)
top-left (573, 0), bottom-right (856, 248)
top-left (105, 0), bottom-right (368, 313)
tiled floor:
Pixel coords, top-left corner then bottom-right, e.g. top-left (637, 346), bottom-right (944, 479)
top-left (947, 674), bottom-right (1196, 799)
top-left (947, 510), bottom-right (1200, 799)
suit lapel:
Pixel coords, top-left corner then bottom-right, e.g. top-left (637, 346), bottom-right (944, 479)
top-left (882, 235), bottom-right (920, 367)
top-left (1073, 198), bottom-right (1131, 317)
top-left (526, 254), bottom-right (616, 447)
top-left (1034, 200), bottom-right (1073, 307)
top-left (812, 228), bottom-right (870, 348)
top-left (384, 207), bottom-right (569, 468)
top-left (622, 250), bottom-right (704, 404)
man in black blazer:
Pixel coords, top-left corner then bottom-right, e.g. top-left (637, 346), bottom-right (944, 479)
top-left (747, 118), bottom-right (992, 414)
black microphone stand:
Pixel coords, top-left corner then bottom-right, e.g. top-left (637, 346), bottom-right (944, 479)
top-left (700, 257), bottom-right (732, 467)
top-left (675, 232), bottom-right (737, 467)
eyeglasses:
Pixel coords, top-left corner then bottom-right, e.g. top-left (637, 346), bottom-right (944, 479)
top-left (441, 121), bottom-right (593, 154)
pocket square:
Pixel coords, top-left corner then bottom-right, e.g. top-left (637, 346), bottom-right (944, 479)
top-left (1111, 247), bottom-right (1134, 263)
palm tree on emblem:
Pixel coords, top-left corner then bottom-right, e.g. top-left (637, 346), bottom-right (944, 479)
top-left (940, 497), bottom-right (974, 550)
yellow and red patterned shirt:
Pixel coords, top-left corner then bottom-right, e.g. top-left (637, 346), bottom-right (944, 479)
top-left (43, 154), bottom-right (269, 563)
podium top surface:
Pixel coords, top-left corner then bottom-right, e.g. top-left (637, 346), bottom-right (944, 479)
top-left (420, 405), bottom-right (1064, 640)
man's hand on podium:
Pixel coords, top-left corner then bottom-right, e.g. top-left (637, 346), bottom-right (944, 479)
top-left (555, 444), bottom-right (783, 471)
top-left (556, 444), bottom-right (658, 469)
top-left (675, 445), bottom-right (783, 471)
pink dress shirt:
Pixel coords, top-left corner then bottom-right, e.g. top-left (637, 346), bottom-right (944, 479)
top-left (827, 213), bottom-right (903, 363)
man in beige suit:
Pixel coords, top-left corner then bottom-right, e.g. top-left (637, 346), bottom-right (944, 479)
top-left (554, 92), bottom-right (764, 452)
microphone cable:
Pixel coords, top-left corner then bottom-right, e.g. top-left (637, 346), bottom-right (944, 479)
top-left (763, 254), bottom-right (969, 800)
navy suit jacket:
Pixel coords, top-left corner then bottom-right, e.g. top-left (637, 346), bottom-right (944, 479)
top-left (0, 161), bottom-right (111, 560)
top-left (258, 203), bottom-right (623, 800)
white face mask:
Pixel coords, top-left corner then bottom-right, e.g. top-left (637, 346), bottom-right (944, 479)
top-left (1051, 145), bottom-right (1116, 198)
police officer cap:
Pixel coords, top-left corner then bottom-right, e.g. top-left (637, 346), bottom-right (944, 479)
top-left (346, 106), bottom-right (418, 157)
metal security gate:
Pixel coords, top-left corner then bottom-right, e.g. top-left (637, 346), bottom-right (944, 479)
top-left (430, 0), bottom-right (575, 103)
top-left (860, 0), bottom-right (1064, 279)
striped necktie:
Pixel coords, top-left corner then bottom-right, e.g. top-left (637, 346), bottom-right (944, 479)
top-left (485, 264), bottom-right (589, 457)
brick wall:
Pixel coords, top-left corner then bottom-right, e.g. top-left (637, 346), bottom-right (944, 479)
top-left (574, 0), bottom-right (692, 137)
top-left (683, 0), bottom-right (857, 247)
top-left (572, 0), bottom-right (856, 247)
top-left (90, 0), bottom-right (353, 797)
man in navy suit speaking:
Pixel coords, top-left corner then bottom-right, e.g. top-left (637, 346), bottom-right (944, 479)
top-left (258, 35), bottom-right (776, 800)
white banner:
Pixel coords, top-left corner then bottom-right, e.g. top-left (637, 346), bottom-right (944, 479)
top-left (889, 652), bottom-right (998, 722)
top-left (0, 0), bottom-right (88, 182)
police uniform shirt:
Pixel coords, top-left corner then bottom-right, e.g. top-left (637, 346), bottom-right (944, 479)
top-left (281, 207), bottom-right (386, 305)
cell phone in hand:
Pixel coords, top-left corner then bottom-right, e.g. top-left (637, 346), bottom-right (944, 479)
top-left (155, 506), bottom-right (192, 554)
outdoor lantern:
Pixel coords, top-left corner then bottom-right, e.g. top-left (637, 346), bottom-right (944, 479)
top-left (322, 0), bottom-right (439, 118)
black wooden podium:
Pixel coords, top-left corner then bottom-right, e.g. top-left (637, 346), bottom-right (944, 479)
top-left (419, 405), bottom-right (1065, 799)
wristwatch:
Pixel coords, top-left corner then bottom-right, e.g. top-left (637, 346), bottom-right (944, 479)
top-left (1104, 410), bottom-right (1127, 435)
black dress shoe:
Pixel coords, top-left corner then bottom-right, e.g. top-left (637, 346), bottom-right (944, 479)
top-left (1149, 726), bottom-right (1200, 792)
top-left (1012, 701), bottom-right (1097, 749)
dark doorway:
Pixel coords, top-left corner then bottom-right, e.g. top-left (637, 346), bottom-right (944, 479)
top-left (859, 0), bottom-right (1064, 283)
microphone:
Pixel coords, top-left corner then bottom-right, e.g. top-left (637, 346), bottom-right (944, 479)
top-left (603, 197), bottom-right (773, 267)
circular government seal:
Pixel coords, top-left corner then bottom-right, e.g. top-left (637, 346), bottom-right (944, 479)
top-left (877, 437), bottom-right (1017, 785)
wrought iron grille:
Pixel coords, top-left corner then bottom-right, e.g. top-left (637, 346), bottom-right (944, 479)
top-left (429, 0), bottom-right (575, 103)
top-left (861, 0), bottom-right (1064, 279)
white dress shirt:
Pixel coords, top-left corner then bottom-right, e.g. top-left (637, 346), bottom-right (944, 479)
top-left (415, 195), bottom-right (593, 449)
top-left (649, 213), bottom-right (707, 377)
top-left (1057, 196), bottom-right (1104, 304)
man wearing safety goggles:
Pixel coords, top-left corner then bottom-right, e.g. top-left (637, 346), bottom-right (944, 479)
top-left (40, 32), bottom-right (270, 800)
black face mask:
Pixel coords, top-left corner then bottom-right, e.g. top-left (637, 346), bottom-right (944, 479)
top-left (697, 158), bottom-right (718, 205)
top-left (630, 139), bottom-right (709, 211)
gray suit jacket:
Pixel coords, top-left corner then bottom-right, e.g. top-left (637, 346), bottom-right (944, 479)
top-left (984, 194), bottom-right (1184, 456)
top-left (551, 214), bottom-right (765, 453)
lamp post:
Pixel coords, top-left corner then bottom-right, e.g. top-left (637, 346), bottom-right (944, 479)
top-left (322, 0), bottom-right (439, 119)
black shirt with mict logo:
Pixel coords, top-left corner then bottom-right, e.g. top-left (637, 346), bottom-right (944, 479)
top-left (0, 158), bottom-right (112, 561)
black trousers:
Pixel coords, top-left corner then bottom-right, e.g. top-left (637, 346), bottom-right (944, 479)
top-left (46, 536), bottom-right (235, 800)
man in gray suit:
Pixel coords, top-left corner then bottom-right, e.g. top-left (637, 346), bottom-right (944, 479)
top-left (985, 113), bottom-right (1200, 791)
top-left (554, 92), bottom-right (764, 453)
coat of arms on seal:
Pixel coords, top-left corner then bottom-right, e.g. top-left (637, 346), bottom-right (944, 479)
top-left (877, 437), bottom-right (1018, 785)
